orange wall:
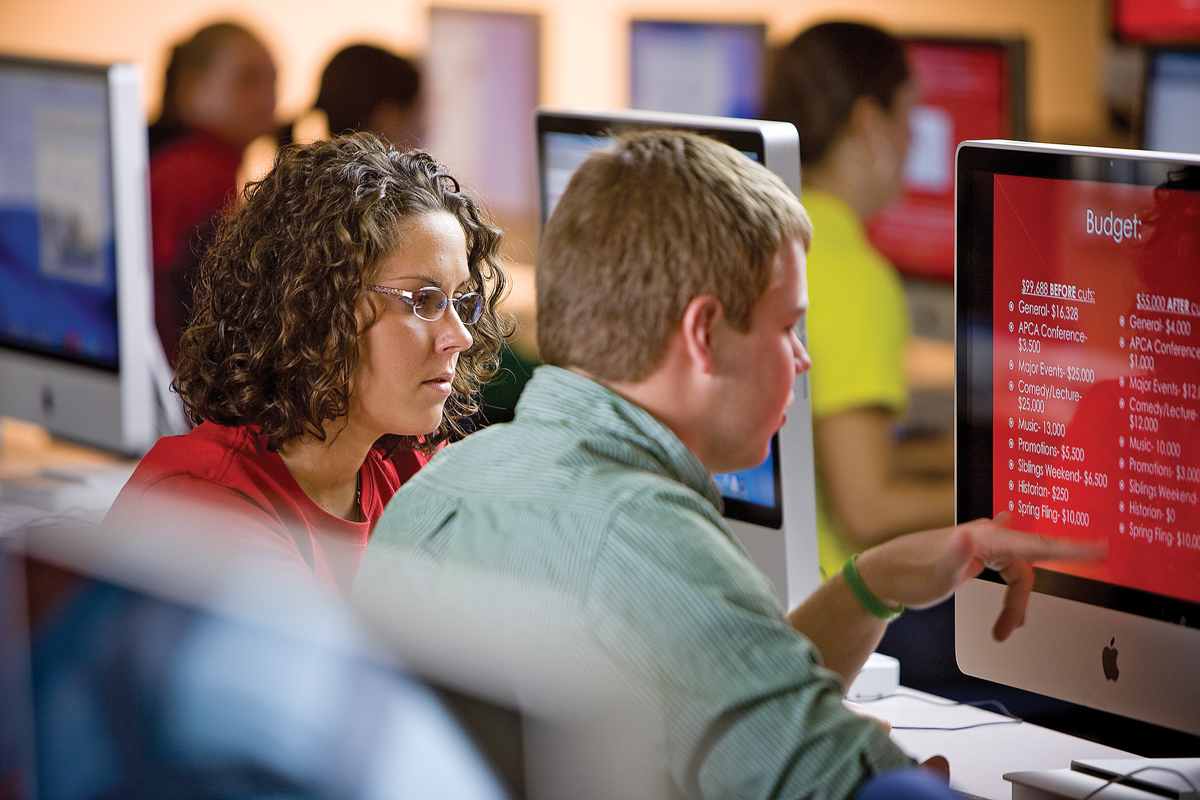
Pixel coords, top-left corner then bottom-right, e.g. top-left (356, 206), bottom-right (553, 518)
top-left (0, 0), bottom-right (1109, 143)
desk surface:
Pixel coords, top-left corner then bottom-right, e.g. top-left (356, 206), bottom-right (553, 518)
top-left (871, 687), bottom-right (1134, 799)
top-left (0, 416), bottom-right (128, 481)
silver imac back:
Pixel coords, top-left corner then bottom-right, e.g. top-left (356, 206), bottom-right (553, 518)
top-left (535, 107), bottom-right (818, 606)
top-left (954, 139), bottom-right (1200, 736)
top-left (0, 55), bottom-right (169, 457)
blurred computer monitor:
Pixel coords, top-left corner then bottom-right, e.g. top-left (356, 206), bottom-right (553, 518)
top-left (955, 139), bottom-right (1200, 738)
top-left (1143, 49), bottom-right (1200, 155)
top-left (1113, 0), bottom-right (1200, 43)
top-left (0, 54), bottom-right (173, 456)
top-left (535, 107), bottom-right (818, 606)
top-left (629, 20), bottom-right (766, 119)
top-left (424, 7), bottom-right (540, 252)
top-left (865, 37), bottom-right (1027, 284)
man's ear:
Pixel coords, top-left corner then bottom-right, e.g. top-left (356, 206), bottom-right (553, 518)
top-left (678, 295), bottom-right (724, 376)
top-left (847, 97), bottom-right (892, 171)
top-left (175, 73), bottom-right (204, 124)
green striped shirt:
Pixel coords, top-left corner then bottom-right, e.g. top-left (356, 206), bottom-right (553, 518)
top-left (356, 366), bottom-right (913, 799)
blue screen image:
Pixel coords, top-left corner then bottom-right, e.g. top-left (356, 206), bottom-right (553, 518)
top-left (0, 64), bottom-right (119, 369)
top-left (630, 21), bottom-right (765, 119)
top-left (712, 449), bottom-right (775, 509)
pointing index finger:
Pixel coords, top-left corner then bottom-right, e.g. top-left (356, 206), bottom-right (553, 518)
top-left (972, 525), bottom-right (1107, 568)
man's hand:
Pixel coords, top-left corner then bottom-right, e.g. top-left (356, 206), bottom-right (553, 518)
top-left (855, 513), bottom-right (1106, 641)
top-left (842, 699), bottom-right (891, 734)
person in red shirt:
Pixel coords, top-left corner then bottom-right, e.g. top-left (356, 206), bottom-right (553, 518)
top-left (105, 135), bottom-right (511, 594)
top-left (148, 22), bottom-right (278, 365)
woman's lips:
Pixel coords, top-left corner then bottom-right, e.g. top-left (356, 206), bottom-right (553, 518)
top-left (423, 373), bottom-right (454, 393)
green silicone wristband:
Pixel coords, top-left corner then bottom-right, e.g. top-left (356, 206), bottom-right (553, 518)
top-left (843, 554), bottom-right (904, 621)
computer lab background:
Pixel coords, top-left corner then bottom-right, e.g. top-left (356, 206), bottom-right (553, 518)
top-left (2, 0), bottom-right (1196, 759)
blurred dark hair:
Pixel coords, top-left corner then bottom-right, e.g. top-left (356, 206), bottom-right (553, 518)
top-left (763, 22), bottom-right (909, 166)
top-left (317, 45), bottom-right (421, 136)
top-left (173, 134), bottom-right (510, 454)
top-left (149, 21), bottom-right (262, 151)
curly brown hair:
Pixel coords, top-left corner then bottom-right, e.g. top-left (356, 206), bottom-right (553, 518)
top-left (173, 133), bottom-right (510, 454)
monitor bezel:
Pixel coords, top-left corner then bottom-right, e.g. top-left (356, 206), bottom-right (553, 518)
top-left (955, 139), bottom-right (1200, 630)
top-left (0, 53), bottom-right (163, 456)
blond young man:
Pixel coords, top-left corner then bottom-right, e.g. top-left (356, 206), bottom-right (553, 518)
top-left (355, 131), bottom-right (1100, 800)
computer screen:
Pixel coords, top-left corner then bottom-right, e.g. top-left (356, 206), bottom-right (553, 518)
top-left (0, 63), bottom-right (118, 368)
top-left (629, 20), bottom-right (766, 119)
top-left (0, 55), bottom-right (165, 456)
top-left (1113, 0), bottom-right (1200, 43)
top-left (424, 8), bottom-right (540, 238)
top-left (1143, 49), bottom-right (1200, 155)
top-left (865, 38), bottom-right (1026, 283)
top-left (536, 108), bottom-right (818, 604)
top-left (955, 140), bottom-right (1200, 737)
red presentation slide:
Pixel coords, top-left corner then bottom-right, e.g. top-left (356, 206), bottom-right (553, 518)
top-left (866, 42), bottom-right (1008, 282)
top-left (992, 173), bottom-right (1200, 604)
top-left (1113, 0), bottom-right (1200, 42)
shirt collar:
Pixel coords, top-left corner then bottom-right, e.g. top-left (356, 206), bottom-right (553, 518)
top-left (801, 186), bottom-right (864, 239)
top-left (514, 366), bottom-right (723, 509)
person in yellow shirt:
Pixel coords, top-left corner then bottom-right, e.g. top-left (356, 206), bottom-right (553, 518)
top-left (764, 22), bottom-right (954, 578)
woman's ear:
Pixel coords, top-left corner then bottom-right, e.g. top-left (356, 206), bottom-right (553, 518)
top-left (678, 295), bottom-right (724, 376)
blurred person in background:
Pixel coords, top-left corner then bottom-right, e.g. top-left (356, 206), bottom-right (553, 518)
top-left (104, 135), bottom-right (509, 595)
top-left (278, 43), bottom-right (424, 148)
top-left (318, 43), bottom-right (424, 146)
top-left (764, 22), bottom-right (954, 580)
top-left (148, 21), bottom-right (278, 366)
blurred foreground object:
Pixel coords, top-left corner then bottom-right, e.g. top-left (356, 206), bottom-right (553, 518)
top-left (4, 514), bottom-right (506, 800)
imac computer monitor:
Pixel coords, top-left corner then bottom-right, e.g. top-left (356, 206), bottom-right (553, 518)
top-left (865, 38), bottom-right (1027, 284)
top-left (955, 140), bottom-right (1200, 736)
top-left (536, 107), bottom-right (818, 606)
top-left (1143, 49), bottom-right (1200, 156)
top-left (0, 55), bottom-right (164, 456)
top-left (629, 20), bottom-right (766, 120)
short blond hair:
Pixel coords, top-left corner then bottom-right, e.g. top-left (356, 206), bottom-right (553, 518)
top-left (536, 129), bottom-right (811, 382)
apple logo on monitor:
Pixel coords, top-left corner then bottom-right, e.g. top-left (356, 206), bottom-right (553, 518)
top-left (1102, 638), bottom-right (1120, 681)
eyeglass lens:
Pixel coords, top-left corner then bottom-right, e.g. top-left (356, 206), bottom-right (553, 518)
top-left (411, 288), bottom-right (483, 325)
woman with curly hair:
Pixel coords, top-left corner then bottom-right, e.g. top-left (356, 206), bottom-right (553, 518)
top-left (104, 134), bottom-right (509, 593)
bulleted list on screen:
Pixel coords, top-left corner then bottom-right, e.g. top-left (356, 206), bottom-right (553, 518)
top-left (990, 173), bottom-right (1200, 605)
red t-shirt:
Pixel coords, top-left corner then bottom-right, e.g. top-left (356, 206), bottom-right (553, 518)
top-left (104, 421), bottom-right (428, 594)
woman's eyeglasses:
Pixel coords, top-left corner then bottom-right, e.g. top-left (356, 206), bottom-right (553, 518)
top-left (368, 285), bottom-right (484, 325)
